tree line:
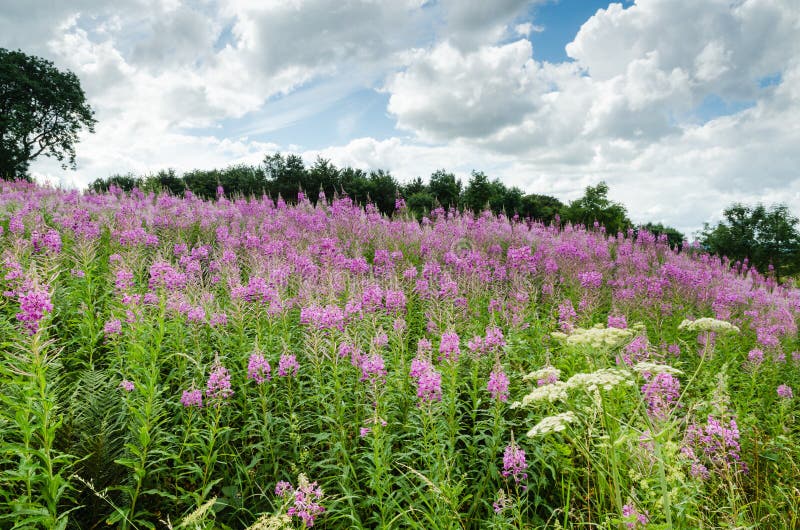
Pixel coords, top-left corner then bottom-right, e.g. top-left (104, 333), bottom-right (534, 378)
top-left (87, 154), bottom-right (682, 244)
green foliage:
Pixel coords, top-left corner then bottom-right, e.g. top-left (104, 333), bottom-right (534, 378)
top-left (639, 222), bottom-right (685, 249)
top-left (463, 171), bottom-right (493, 214)
top-left (563, 182), bottom-right (632, 234)
top-left (519, 194), bottom-right (565, 224)
top-left (0, 48), bottom-right (96, 180)
top-left (700, 203), bottom-right (800, 278)
top-left (428, 170), bottom-right (462, 210)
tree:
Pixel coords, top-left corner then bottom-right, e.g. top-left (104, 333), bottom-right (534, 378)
top-left (563, 182), bottom-right (631, 234)
top-left (0, 48), bottom-right (96, 179)
top-left (428, 170), bottom-right (462, 209)
top-left (639, 222), bottom-right (685, 249)
top-left (463, 171), bottom-right (493, 214)
top-left (700, 203), bottom-right (800, 279)
top-left (519, 194), bottom-right (564, 223)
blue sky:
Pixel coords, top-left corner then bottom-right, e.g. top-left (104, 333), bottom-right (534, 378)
top-left (1, 0), bottom-right (798, 234)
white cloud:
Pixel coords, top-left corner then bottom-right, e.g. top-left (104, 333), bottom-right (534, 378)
top-left (0, 0), bottom-right (797, 237)
top-left (385, 40), bottom-right (549, 140)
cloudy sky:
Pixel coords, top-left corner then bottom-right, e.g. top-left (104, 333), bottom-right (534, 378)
top-left (1, 0), bottom-right (798, 235)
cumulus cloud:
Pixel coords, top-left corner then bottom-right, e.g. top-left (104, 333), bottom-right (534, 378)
top-left (385, 40), bottom-right (549, 140)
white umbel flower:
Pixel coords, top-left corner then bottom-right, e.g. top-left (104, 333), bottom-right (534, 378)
top-left (527, 411), bottom-right (577, 437)
top-left (678, 317), bottom-right (740, 334)
top-left (511, 381), bottom-right (569, 408)
top-left (632, 362), bottom-right (683, 375)
top-left (522, 366), bottom-right (561, 382)
top-left (552, 325), bottom-right (638, 349)
top-left (565, 368), bottom-right (633, 392)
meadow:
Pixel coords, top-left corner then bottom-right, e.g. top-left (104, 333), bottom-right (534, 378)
top-left (0, 179), bottom-right (798, 529)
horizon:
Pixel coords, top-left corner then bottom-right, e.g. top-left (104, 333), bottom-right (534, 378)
top-left (1, 0), bottom-right (798, 236)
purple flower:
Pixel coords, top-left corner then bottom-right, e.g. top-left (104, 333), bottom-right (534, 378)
top-left (104, 319), bottom-right (122, 336)
top-left (187, 306), bottom-right (205, 323)
top-left (277, 476), bottom-right (325, 528)
top-left (622, 503), bottom-right (649, 529)
top-left (608, 314), bottom-right (628, 329)
top-left (247, 353), bottom-right (271, 384)
top-left (410, 358), bottom-right (432, 380)
top-left (557, 299), bottom-right (577, 332)
top-left (641, 372), bottom-right (680, 421)
top-left (180, 389), bottom-right (203, 408)
top-left (747, 348), bottom-right (764, 367)
top-left (502, 441), bottom-right (528, 483)
top-left (416, 367), bottom-right (442, 403)
top-left (492, 490), bottom-right (509, 514)
top-left (682, 415), bottom-right (745, 478)
top-left (119, 380), bottom-right (135, 392)
top-left (16, 288), bottom-right (53, 334)
top-left (487, 369), bottom-right (510, 402)
top-left (777, 384), bottom-right (793, 399)
top-left (206, 362), bottom-right (233, 401)
top-left (438, 331), bottom-right (460, 361)
top-left (275, 481), bottom-right (294, 496)
top-left (359, 354), bottom-right (387, 384)
top-left (278, 353), bottom-right (299, 377)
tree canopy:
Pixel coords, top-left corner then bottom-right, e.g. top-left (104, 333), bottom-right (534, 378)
top-left (562, 182), bottom-right (632, 235)
top-left (0, 48), bottom-right (96, 180)
top-left (700, 203), bottom-right (800, 278)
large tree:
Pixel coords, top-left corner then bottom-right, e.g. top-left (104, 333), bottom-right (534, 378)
top-left (0, 48), bottom-right (96, 180)
top-left (700, 203), bottom-right (800, 279)
top-left (563, 182), bottom-right (631, 235)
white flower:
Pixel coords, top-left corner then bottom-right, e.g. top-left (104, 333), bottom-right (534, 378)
top-left (511, 381), bottom-right (569, 408)
top-left (552, 325), bottom-right (636, 349)
top-left (632, 362), bottom-right (682, 375)
top-left (678, 317), bottom-right (740, 334)
top-left (566, 368), bottom-right (633, 392)
top-left (527, 411), bottom-right (577, 437)
top-left (522, 366), bottom-right (561, 382)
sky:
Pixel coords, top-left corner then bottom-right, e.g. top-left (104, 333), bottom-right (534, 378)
top-left (1, 0), bottom-right (798, 236)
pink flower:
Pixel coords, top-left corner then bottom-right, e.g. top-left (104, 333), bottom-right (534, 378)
top-left (16, 288), bottom-right (53, 334)
top-left (119, 380), bottom-right (135, 392)
top-left (180, 389), bottom-right (203, 408)
top-left (247, 353), bottom-right (271, 384)
top-left (438, 331), bottom-right (460, 361)
top-left (416, 367), bottom-right (442, 403)
top-left (777, 384), bottom-right (793, 399)
top-left (502, 441), bottom-right (527, 483)
top-left (104, 319), bottom-right (122, 336)
top-left (487, 369), bottom-right (510, 402)
top-left (278, 353), bottom-right (299, 377)
top-left (206, 362), bottom-right (233, 401)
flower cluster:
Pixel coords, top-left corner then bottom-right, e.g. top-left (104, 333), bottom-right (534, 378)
top-left (678, 317), bottom-right (740, 334)
top-left (682, 415), bottom-right (745, 479)
top-left (487, 369), bottom-right (510, 402)
top-left (278, 354), bottom-right (299, 377)
top-left (501, 441), bottom-right (527, 483)
top-left (526, 411), bottom-right (577, 437)
top-left (409, 358), bottom-right (442, 403)
top-left (438, 331), bottom-right (461, 361)
top-left (641, 372), bottom-right (681, 421)
top-left (206, 361), bottom-right (233, 401)
top-left (275, 474), bottom-right (325, 528)
top-left (622, 503), bottom-right (649, 529)
top-left (16, 288), bottom-right (53, 334)
top-left (180, 389), bottom-right (203, 408)
top-left (247, 353), bottom-right (272, 384)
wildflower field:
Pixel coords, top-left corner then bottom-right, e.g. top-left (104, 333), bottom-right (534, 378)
top-left (1, 180), bottom-right (798, 529)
